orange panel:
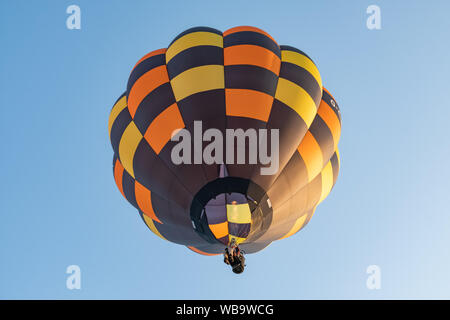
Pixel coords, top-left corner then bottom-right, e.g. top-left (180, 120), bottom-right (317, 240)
top-left (297, 131), bottom-right (323, 180)
top-left (209, 221), bottom-right (229, 239)
top-left (225, 89), bottom-right (273, 122)
top-left (144, 103), bottom-right (185, 154)
top-left (135, 180), bottom-right (161, 223)
top-left (127, 65), bottom-right (169, 118)
top-left (224, 26), bottom-right (277, 44)
top-left (224, 45), bottom-right (280, 75)
top-left (113, 159), bottom-right (125, 198)
top-left (318, 101), bottom-right (341, 147)
top-left (187, 246), bottom-right (221, 256)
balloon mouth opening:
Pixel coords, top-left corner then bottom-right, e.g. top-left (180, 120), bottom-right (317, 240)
top-left (190, 176), bottom-right (273, 245)
top-left (202, 191), bottom-right (254, 245)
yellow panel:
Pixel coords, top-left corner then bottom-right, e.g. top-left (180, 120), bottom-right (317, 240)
top-left (281, 50), bottom-right (322, 89)
top-left (275, 78), bottom-right (317, 127)
top-left (279, 214), bottom-right (308, 240)
top-left (170, 65), bottom-right (225, 102)
top-left (226, 203), bottom-right (251, 224)
top-left (319, 161), bottom-right (334, 204)
top-left (108, 95), bottom-right (127, 136)
top-left (118, 121), bottom-right (142, 178)
top-left (336, 148), bottom-right (341, 168)
top-left (142, 214), bottom-right (166, 240)
top-left (166, 32), bottom-right (223, 63)
top-left (228, 235), bottom-right (247, 245)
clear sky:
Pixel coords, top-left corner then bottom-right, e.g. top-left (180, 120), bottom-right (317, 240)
top-left (1, 0), bottom-right (450, 299)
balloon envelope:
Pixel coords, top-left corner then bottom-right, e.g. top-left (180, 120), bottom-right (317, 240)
top-left (108, 26), bottom-right (341, 255)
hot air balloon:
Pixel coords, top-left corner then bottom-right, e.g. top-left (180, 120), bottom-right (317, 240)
top-left (108, 26), bottom-right (341, 257)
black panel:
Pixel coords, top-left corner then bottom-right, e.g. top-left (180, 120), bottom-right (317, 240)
top-left (224, 31), bottom-right (281, 58)
top-left (251, 101), bottom-right (308, 191)
top-left (225, 116), bottom-right (267, 180)
top-left (133, 83), bottom-right (176, 134)
top-left (133, 140), bottom-right (193, 212)
top-left (167, 46), bottom-right (223, 79)
top-left (122, 170), bottom-right (138, 209)
top-left (309, 115), bottom-right (335, 164)
top-left (280, 61), bottom-right (322, 106)
top-left (330, 152), bottom-right (339, 185)
top-left (225, 65), bottom-right (278, 96)
top-left (110, 108), bottom-right (132, 155)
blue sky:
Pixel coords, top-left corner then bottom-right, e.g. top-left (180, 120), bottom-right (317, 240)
top-left (1, 0), bottom-right (450, 299)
